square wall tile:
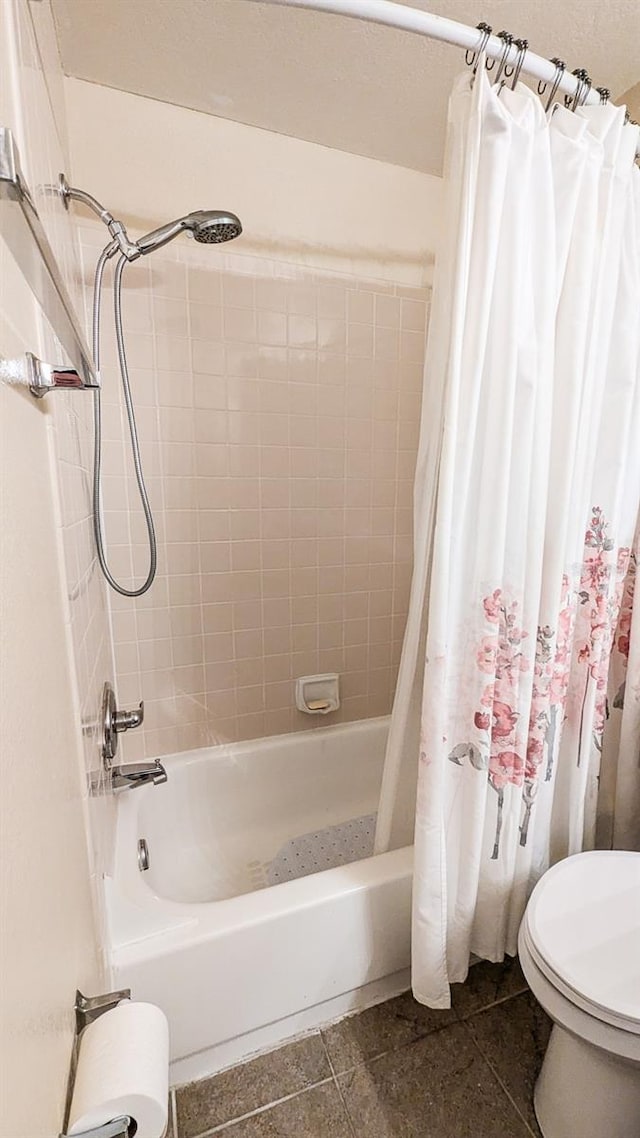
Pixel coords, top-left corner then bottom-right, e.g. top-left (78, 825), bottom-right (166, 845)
top-left (99, 245), bottom-right (429, 754)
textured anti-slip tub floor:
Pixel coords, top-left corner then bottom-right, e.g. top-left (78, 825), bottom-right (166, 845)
top-left (170, 958), bottom-right (550, 1137)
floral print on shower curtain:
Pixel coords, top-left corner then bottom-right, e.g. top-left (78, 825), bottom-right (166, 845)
top-left (598, 530), bottom-right (640, 852)
top-left (382, 67), bottom-right (640, 1008)
top-left (448, 511), bottom-right (632, 864)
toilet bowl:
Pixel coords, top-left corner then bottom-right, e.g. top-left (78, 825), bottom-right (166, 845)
top-left (518, 850), bottom-right (640, 1138)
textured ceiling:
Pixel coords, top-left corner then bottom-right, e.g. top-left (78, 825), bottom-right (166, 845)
top-left (51, 0), bottom-right (640, 174)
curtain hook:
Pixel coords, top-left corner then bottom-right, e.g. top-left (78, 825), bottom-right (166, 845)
top-left (510, 39), bottom-right (528, 89)
top-left (493, 31), bottom-right (514, 85)
top-left (465, 22), bottom-right (492, 70)
top-left (566, 68), bottom-right (589, 112)
top-left (579, 71), bottom-right (592, 107)
top-left (544, 58), bottom-right (565, 112)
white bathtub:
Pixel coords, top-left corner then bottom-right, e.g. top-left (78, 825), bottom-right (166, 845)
top-left (107, 716), bottom-right (413, 1081)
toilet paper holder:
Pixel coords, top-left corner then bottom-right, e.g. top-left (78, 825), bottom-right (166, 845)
top-left (75, 987), bottom-right (131, 1034)
top-left (60, 989), bottom-right (134, 1138)
top-left (66, 1120), bottom-right (132, 1138)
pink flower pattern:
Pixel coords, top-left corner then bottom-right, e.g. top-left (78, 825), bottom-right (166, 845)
top-left (447, 507), bottom-right (632, 860)
top-left (611, 548), bottom-right (636, 710)
top-left (573, 508), bottom-right (630, 760)
top-left (449, 589), bottom-right (532, 858)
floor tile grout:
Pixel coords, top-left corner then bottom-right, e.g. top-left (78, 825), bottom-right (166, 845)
top-left (173, 974), bottom-right (538, 1137)
top-left (170, 1029), bottom-right (325, 1094)
top-left (188, 1076), bottom-right (335, 1137)
top-left (321, 1015), bottom-right (460, 1080)
top-left (319, 1031), bottom-right (358, 1138)
top-left (453, 986), bottom-right (530, 1022)
top-left (171, 1087), bottom-right (178, 1138)
top-left (316, 986), bottom-right (529, 1081)
top-left (460, 1017), bottom-right (541, 1138)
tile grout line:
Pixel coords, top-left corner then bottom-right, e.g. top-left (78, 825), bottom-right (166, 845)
top-left (459, 1018), bottom-right (541, 1138)
top-left (318, 1031), bottom-right (358, 1138)
top-left (188, 1076), bottom-right (335, 1138)
top-left (455, 987), bottom-right (530, 1022)
top-left (177, 982), bottom-right (532, 1138)
top-left (321, 1016), bottom-right (462, 1081)
top-left (170, 1087), bottom-right (178, 1138)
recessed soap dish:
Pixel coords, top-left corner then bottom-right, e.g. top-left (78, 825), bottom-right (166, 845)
top-left (295, 673), bottom-right (340, 715)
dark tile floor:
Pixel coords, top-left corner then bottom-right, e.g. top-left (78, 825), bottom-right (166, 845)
top-left (171, 959), bottom-right (550, 1137)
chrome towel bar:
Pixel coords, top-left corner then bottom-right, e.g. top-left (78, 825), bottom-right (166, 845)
top-left (0, 126), bottom-right (98, 392)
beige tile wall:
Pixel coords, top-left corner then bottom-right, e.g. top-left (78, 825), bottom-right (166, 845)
top-left (53, 390), bottom-right (117, 882)
top-left (79, 224), bottom-right (428, 757)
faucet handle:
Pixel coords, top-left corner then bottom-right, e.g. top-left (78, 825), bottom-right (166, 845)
top-left (113, 701), bottom-right (144, 733)
top-left (101, 683), bottom-right (144, 766)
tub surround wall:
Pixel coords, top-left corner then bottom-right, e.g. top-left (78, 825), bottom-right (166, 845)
top-left (0, 3), bottom-right (105, 1134)
top-left (64, 74), bottom-right (439, 758)
top-left (78, 219), bottom-right (428, 756)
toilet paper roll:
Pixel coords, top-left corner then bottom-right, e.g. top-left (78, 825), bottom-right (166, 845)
top-left (68, 1001), bottom-right (169, 1138)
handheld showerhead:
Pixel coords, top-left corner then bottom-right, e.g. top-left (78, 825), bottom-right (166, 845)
top-left (59, 176), bottom-right (242, 260)
top-left (190, 211), bottom-right (243, 244)
top-left (136, 210), bottom-right (242, 255)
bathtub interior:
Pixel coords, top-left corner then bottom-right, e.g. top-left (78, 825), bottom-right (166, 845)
top-left (137, 717), bottom-right (389, 904)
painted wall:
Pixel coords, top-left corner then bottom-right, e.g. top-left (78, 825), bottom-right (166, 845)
top-left (0, 3), bottom-right (107, 1133)
top-left (64, 78), bottom-right (442, 287)
top-left (6, 1), bottom-right (118, 903)
top-left (7, 0), bottom-right (119, 899)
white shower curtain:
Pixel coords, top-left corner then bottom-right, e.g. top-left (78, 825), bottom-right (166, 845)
top-left (375, 68), bottom-right (640, 1007)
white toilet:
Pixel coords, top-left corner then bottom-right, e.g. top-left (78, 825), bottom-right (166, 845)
top-left (518, 849), bottom-right (640, 1138)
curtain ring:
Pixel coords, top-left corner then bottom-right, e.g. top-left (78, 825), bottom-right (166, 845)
top-left (544, 58), bottom-right (565, 112)
top-left (510, 38), bottom-right (528, 89)
top-left (578, 71), bottom-right (592, 107)
top-left (465, 22), bottom-right (492, 70)
top-left (566, 68), bottom-right (590, 112)
top-left (578, 71), bottom-right (592, 106)
top-left (493, 31), bottom-right (514, 85)
top-left (597, 86), bottom-right (610, 104)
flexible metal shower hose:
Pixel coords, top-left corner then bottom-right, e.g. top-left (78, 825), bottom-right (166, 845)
top-left (92, 243), bottom-right (157, 596)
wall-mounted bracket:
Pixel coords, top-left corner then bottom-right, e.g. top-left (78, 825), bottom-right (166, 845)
top-left (74, 987), bottom-right (131, 1034)
top-left (61, 1117), bottom-right (132, 1138)
top-left (26, 352), bottom-right (100, 398)
top-left (0, 126), bottom-right (97, 388)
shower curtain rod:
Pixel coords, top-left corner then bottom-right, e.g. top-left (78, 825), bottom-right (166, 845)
top-left (247, 0), bottom-right (640, 158)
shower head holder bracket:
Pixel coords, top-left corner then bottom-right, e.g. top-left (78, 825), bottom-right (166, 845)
top-left (58, 173), bottom-right (141, 262)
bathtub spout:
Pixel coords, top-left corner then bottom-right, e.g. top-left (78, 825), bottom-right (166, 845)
top-left (111, 760), bottom-right (168, 790)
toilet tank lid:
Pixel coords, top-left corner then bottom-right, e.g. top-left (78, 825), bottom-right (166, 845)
top-left (526, 850), bottom-right (640, 1025)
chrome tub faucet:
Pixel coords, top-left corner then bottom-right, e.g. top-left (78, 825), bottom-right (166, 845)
top-left (111, 760), bottom-right (168, 790)
top-left (98, 681), bottom-right (168, 792)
